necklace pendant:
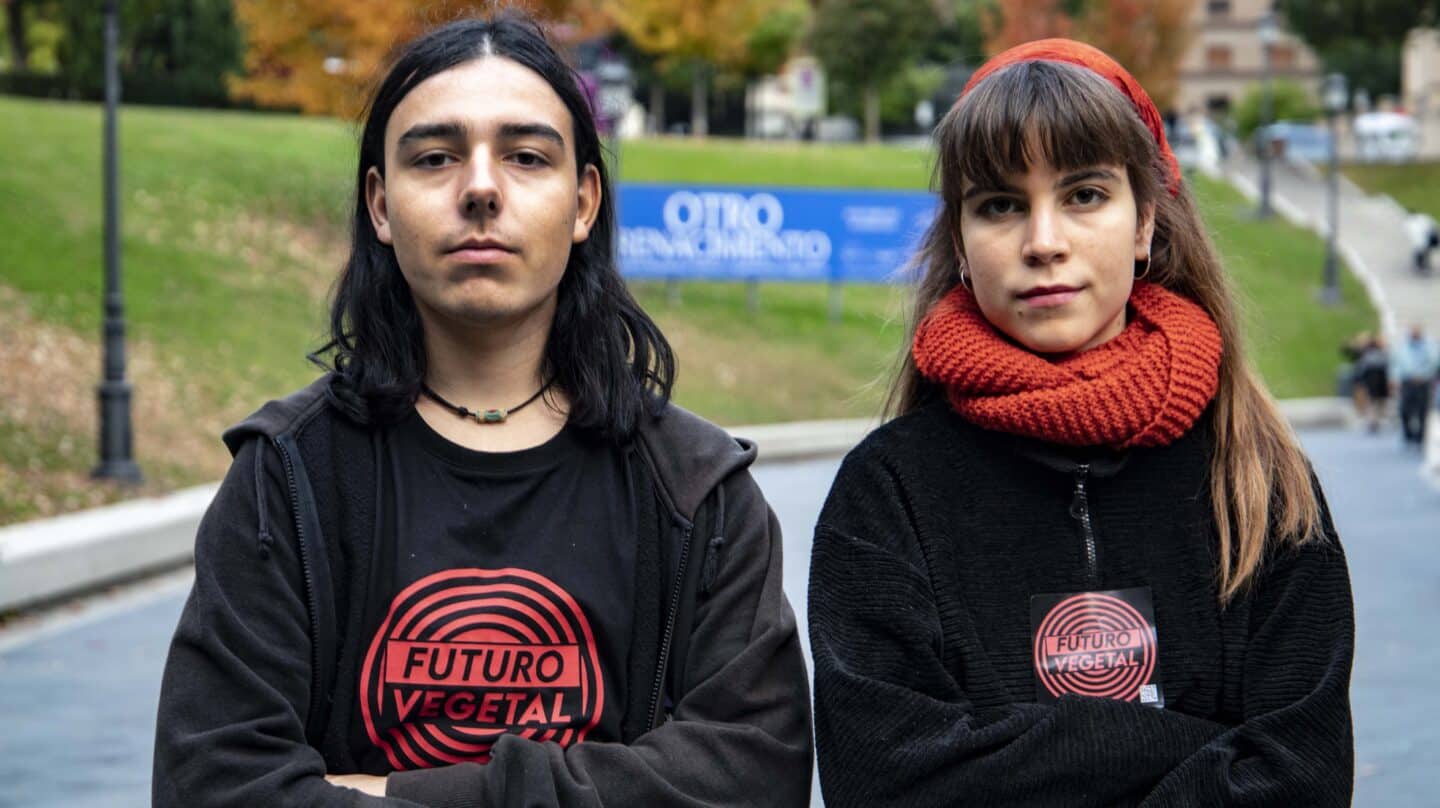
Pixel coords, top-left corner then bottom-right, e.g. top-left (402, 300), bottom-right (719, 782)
top-left (422, 383), bottom-right (543, 426)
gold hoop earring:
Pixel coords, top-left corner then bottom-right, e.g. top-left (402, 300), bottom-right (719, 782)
top-left (1135, 253), bottom-right (1152, 280)
top-left (959, 265), bottom-right (972, 290)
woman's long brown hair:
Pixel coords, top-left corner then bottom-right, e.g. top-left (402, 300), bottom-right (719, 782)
top-left (888, 61), bottom-right (1323, 602)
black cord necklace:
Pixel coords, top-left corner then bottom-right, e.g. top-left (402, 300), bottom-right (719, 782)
top-left (420, 380), bottom-right (551, 424)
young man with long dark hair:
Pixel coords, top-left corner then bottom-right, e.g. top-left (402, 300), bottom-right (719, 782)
top-left (153, 13), bottom-right (811, 806)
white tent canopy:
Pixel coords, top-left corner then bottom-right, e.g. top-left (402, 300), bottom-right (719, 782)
top-left (1353, 112), bottom-right (1419, 162)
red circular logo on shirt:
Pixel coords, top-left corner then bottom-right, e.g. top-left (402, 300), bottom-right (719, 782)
top-left (1033, 592), bottom-right (1156, 701)
top-left (359, 568), bottom-right (604, 770)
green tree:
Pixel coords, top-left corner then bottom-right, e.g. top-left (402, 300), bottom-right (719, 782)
top-left (1318, 38), bottom-right (1401, 102)
top-left (810, 0), bottom-right (940, 141)
top-left (925, 0), bottom-right (985, 67)
top-left (824, 61), bottom-right (945, 133)
top-left (1275, 0), bottom-right (1434, 52)
top-left (2, 0), bottom-right (63, 73)
top-left (881, 63), bottom-right (945, 128)
top-left (54, 0), bottom-right (241, 105)
top-left (1234, 79), bottom-right (1320, 139)
top-left (745, 0), bottom-right (807, 77)
top-left (3, 0), bottom-right (29, 69)
top-left (1274, 0), bottom-right (1417, 103)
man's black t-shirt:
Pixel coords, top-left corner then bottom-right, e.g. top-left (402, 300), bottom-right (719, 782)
top-left (349, 410), bottom-right (637, 772)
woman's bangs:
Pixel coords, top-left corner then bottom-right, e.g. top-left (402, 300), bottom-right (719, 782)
top-left (952, 61), bottom-right (1145, 191)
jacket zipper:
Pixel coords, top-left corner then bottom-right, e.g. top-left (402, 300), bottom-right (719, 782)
top-left (1069, 463), bottom-right (1100, 588)
top-left (647, 521), bottom-right (694, 729)
top-left (273, 437), bottom-right (324, 712)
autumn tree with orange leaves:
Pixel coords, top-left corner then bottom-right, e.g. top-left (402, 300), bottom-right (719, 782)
top-left (982, 0), bottom-right (1197, 110)
top-left (1074, 0), bottom-right (1196, 109)
top-left (980, 0), bottom-right (1074, 52)
top-left (229, 0), bottom-right (611, 118)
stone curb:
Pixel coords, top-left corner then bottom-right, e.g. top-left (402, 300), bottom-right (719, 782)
top-left (0, 400), bottom-right (1352, 613)
top-left (0, 484), bottom-right (218, 613)
top-left (733, 417), bottom-right (877, 463)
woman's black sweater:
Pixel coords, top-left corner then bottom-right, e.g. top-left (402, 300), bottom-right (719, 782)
top-left (808, 402), bottom-right (1354, 807)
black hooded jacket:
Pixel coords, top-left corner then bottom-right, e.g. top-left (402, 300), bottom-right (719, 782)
top-left (153, 375), bottom-right (813, 807)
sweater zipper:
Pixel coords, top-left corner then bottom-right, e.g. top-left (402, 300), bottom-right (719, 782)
top-left (273, 437), bottom-right (323, 709)
top-left (1069, 463), bottom-right (1100, 588)
top-left (647, 521), bottom-right (695, 729)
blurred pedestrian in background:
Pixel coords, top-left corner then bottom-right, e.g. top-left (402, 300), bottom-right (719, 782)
top-left (1405, 211), bottom-right (1438, 275)
top-left (1357, 334), bottom-right (1391, 433)
top-left (1340, 331), bottom-right (1372, 419)
top-left (1392, 324), bottom-right (1439, 448)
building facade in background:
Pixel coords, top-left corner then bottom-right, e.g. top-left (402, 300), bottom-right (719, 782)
top-left (1173, 0), bottom-right (1321, 117)
top-left (1403, 28), bottom-right (1440, 158)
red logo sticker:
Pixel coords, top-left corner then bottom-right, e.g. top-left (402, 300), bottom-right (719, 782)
top-left (1031, 589), bottom-right (1160, 705)
top-left (360, 568), bottom-right (604, 770)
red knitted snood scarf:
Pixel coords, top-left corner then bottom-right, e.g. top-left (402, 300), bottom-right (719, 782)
top-left (912, 282), bottom-right (1224, 449)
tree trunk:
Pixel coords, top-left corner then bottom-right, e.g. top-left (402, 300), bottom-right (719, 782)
top-left (691, 65), bottom-right (708, 139)
top-left (744, 82), bottom-right (753, 139)
top-left (649, 80), bottom-right (665, 135)
top-left (6, 0), bottom-right (29, 71)
top-left (864, 81), bottom-right (880, 143)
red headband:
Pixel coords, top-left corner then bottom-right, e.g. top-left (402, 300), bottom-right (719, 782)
top-left (961, 38), bottom-right (1181, 193)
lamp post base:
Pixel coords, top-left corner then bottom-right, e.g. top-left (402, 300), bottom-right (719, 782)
top-left (93, 380), bottom-right (143, 484)
top-left (92, 458), bottom-right (144, 484)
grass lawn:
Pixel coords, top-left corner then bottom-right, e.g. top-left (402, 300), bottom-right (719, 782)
top-left (1190, 176), bottom-right (1375, 398)
top-left (617, 137), bottom-right (932, 189)
top-left (1342, 161), bottom-right (1440, 219)
top-left (0, 95), bottom-right (1376, 524)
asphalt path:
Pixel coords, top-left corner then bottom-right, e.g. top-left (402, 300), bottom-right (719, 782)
top-left (1, 427), bottom-right (1434, 807)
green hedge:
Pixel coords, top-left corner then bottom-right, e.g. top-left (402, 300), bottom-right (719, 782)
top-left (0, 69), bottom-right (276, 111)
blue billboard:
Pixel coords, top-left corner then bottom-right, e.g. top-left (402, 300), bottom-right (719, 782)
top-left (616, 183), bottom-right (938, 283)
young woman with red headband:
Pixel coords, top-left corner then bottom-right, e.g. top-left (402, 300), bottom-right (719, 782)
top-left (809, 40), bottom-right (1354, 806)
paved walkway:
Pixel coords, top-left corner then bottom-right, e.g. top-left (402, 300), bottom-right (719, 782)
top-left (1, 428), bottom-right (1435, 806)
top-left (1224, 154), bottom-right (1440, 341)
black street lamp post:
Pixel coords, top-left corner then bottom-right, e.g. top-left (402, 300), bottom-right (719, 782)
top-left (94, 0), bottom-right (142, 484)
top-left (1320, 72), bottom-right (1347, 306)
top-left (1256, 10), bottom-right (1278, 219)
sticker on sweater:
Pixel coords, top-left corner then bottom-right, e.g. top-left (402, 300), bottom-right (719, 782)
top-left (358, 568), bottom-right (605, 770)
top-left (1030, 587), bottom-right (1163, 708)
